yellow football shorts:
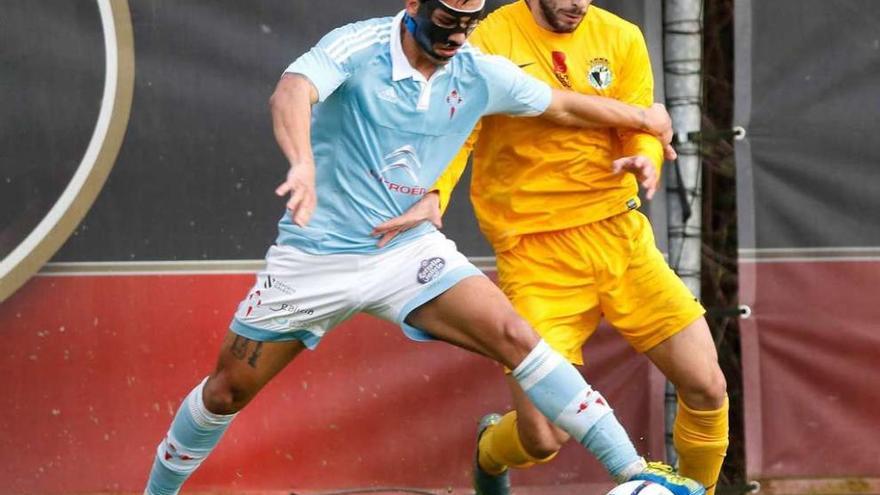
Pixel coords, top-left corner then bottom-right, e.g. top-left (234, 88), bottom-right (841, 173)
top-left (496, 209), bottom-right (705, 365)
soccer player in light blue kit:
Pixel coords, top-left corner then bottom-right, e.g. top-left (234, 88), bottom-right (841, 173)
top-left (144, 1), bottom-right (704, 494)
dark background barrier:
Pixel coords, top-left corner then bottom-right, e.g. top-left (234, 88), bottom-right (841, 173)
top-left (0, 1), bottom-right (105, 261)
top-left (2, 0), bottom-right (661, 264)
top-left (734, 0), bottom-right (880, 489)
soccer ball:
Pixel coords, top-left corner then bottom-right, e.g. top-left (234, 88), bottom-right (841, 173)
top-left (607, 480), bottom-right (675, 495)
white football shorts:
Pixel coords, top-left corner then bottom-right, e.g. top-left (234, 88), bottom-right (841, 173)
top-left (229, 231), bottom-right (485, 348)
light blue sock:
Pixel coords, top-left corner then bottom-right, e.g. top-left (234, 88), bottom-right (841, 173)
top-left (145, 378), bottom-right (236, 495)
top-left (512, 340), bottom-right (643, 479)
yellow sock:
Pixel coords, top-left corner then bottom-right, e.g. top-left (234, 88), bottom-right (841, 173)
top-left (673, 395), bottom-right (730, 495)
top-left (478, 411), bottom-right (558, 475)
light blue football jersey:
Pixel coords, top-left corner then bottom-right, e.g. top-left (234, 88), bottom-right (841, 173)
top-left (277, 11), bottom-right (552, 254)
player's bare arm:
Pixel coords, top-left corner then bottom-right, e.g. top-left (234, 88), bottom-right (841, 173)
top-left (378, 149), bottom-right (665, 248)
top-left (542, 91), bottom-right (673, 143)
top-left (270, 73), bottom-right (319, 227)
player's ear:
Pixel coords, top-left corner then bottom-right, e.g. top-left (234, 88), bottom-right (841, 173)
top-left (405, 0), bottom-right (420, 16)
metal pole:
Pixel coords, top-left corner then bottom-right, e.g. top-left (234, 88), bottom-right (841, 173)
top-left (663, 0), bottom-right (704, 466)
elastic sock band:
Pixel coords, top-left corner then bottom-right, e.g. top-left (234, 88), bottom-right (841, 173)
top-left (187, 377), bottom-right (237, 428)
top-left (512, 340), bottom-right (563, 391)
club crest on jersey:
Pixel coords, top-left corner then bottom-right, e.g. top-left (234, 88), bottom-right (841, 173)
top-left (446, 89), bottom-right (463, 119)
top-left (588, 57), bottom-right (613, 90)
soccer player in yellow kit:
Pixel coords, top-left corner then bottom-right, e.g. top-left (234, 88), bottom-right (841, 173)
top-left (373, 1), bottom-right (729, 495)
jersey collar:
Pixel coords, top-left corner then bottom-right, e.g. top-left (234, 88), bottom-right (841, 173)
top-left (390, 10), bottom-right (449, 83)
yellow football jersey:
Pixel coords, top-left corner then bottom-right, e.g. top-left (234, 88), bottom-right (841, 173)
top-left (434, 1), bottom-right (663, 252)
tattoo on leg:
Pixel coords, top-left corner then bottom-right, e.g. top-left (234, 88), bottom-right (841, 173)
top-left (247, 342), bottom-right (264, 368)
top-left (230, 335), bottom-right (250, 360)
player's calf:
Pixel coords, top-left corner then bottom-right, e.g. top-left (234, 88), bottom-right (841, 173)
top-left (514, 410), bottom-right (569, 459)
top-left (509, 340), bottom-right (645, 480)
top-left (145, 378), bottom-right (237, 495)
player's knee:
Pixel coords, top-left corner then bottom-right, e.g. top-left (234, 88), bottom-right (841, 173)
top-left (678, 365), bottom-right (727, 410)
top-left (202, 373), bottom-right (254, 415)
top-left (497, 314), bottom-right (540, 355)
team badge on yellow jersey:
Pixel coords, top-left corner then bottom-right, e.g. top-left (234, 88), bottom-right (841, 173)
top-left (588, 57), bottom-right (613, 90)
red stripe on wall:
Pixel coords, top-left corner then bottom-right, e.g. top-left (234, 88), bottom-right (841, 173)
top-left (740, 260), bottom-right (880, 481)
top-left (1, 274), bottom-right (660, 493)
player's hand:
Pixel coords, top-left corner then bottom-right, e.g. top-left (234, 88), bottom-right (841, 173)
top-left (275, 162), bottom-right (316, 227)
top-left (642, 103), bottom-right (674, 147)
top-left (612, 155), bottom-right (659, 200)
top-left (371, 191), bottom-right (443, 248)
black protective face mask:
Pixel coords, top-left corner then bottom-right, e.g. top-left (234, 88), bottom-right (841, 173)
top-left (403, 0), bottom-right (486, 61)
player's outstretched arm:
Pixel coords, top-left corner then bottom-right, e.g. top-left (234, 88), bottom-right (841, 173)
top-left (269, 73), bottom-right (319, 227)
top-left (542, 90), bottom-right (673, 145)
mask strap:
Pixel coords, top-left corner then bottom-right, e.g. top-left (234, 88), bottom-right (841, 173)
top-left (437, 0), bottom-right (486, 14)
top-left (403, 12), bottom-right (419, 36)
